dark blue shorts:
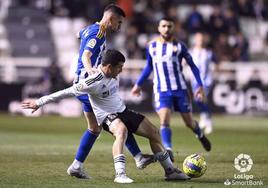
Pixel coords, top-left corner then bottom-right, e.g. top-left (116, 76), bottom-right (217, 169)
top-left (154, 90), bottom-right (191, 113)
top-left (76, 94), bottom-right (93, 112)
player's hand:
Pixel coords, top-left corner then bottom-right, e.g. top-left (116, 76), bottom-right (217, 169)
top-left (194, 86), bottom-right (205, 102)
top-left (21, 100), bottom-right (39, 113)
top-left (131, 85), bottom-right (142, 97)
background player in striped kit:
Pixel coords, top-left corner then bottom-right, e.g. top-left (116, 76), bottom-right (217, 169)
top-left (131, 17), bottom-right (211, 161)
top-left (67, 4), bottom-right (154, 179)
top-left (189, 32), bottom-right (218, 134)
top-left (22, 49), bottom-right (190, 183)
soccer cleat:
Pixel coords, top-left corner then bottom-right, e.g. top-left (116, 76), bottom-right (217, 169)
top-left (198, 135), bottom-right (211, 151)
top-left (67, 164), bottom-right (90, 179)
top-left (114, 173), bottom-right (134, 183)
top-left (135, 154), bottom-right (157, 169)
top-left (167, 149), bottom-right (174, 162)
top-left (165, 168), bottom-right (191, 181)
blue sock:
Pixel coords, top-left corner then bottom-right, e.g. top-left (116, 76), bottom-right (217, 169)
top-left (193, 121), bottom-right (203, 138)
top-left (125, 133), bottom-right (141, 157)
top-left (160, 125), bottom-right (172, 149)
top-left (75, 130), bottom-right (98, 162)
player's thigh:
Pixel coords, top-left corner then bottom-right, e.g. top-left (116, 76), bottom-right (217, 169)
top-left (83, 111), bottom-right (100, 131)
top-left (102, 114), bottom-right (128, 138)
top-left (173, 92), bottom-right (191, 113)
top-left (135, 118), bottom-right (160, 141)
top-left (109, 119), bottom-right (128, 138)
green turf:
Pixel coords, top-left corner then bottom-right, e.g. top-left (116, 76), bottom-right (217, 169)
top-left (0, 114), bottom-right (267, 188)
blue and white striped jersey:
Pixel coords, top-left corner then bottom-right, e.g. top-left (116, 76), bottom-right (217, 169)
top-left (76, 22), bottom-right (106, 78)
top-left (136, 37), bottom-right (203, 94)
top-left (189, 48), bottom-right (215, 89)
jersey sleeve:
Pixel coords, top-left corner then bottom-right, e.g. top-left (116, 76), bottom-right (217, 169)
top-left (36, 72), bottom-right (103, 107)
top-left (136, 47), bottom-right (153, 86)
top-left (181, 43), bottom-right (203, 87)
top-left (36, 86), bottom-right (86, 107)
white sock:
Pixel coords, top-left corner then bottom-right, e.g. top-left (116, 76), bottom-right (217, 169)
top-left (155, 151), bottom-right (174, 173)
top-left (134, 152), bottom-right (142, 162)
top-left (114, 154), bottom-right (126, 175)
top-left (72, 159), bottom-right (82, 169)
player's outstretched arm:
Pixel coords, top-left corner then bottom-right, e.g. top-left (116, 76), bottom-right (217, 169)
top-left (21, 100), bottom-right (39, 113)
top-left (21, 85), bottom-right (87, 113)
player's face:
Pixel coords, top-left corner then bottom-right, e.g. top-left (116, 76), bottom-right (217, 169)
top-left (109, 62), bottom-right (124, 78)
top-left (194, 33), bottom-right (204, 47)
top-left (158, 20), bottom-right (174, 40)
top-left (109, 15), bottom-right (123, 32)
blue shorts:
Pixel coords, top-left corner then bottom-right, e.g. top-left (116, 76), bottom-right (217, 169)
top-left (154, 90), bottom-right (191, 113)
top-left (76, 94), bottom-right (93, 112)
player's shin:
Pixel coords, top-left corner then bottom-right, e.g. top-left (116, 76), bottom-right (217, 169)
top-left (75, 129), bottom-right (99, 163)
top-left (125, 132), bottom-right (141, 157)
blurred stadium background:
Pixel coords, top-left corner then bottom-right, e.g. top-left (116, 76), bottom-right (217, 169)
top-left (0, 0), bottom-right (267, 187)
top-left (0, 0), bottom-right (268, 115)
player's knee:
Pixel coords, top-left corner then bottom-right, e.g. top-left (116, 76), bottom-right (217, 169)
top-left (88, 124), bottom-right (101, 135)
top-left (114, 125), bottom-right (128, 140)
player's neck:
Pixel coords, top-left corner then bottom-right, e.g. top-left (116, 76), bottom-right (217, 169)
top-left (159, 36), bottom-right (174, 43)
top-left (100, 65), bottom-right (110, 78)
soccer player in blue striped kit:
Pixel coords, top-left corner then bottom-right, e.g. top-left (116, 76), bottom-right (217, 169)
top-left (132, 17), bottom-right (211, 161)
top-left (66, 4), bottom-right (154, 178)
top-left (189, 32), bottom-right (217, 134)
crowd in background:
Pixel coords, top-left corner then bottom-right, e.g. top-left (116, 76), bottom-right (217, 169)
top-left (45, 0), bottom-right (268, 62)
top-left (7, 0), bottom-right (268, 62)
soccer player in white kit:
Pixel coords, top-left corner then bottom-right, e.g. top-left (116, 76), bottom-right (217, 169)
top-left (66, 4), bottom-right (153, 178)
top-left (22, 49), bottom-right (190, 183)
top-left (189, 33), bottom-right (217, 134)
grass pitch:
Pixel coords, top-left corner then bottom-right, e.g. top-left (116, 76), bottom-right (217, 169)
top-left (0, 113), bottom-right (267, 188)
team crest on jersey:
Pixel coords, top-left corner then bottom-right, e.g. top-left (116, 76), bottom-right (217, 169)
top-left (87, 39), bottom-right (97, 48)
top-left (76, 83), bottom-right (83, 91)
top-left (173, 45), bottom-right (178, 52)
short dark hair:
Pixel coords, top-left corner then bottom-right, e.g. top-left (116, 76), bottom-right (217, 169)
top-left (102, 49), bottom-right (125, 66)
top-left (104, 4), bottom-right (126, 17)
top-left (160, 17), bottom-right (175, 23)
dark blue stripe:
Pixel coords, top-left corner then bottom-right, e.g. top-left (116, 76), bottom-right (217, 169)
top-left (172, 41), bottom-right (177, 56)
top-left (152, 42), bottom-right (157, 56)
top-left (162, 43), bottom-right (167, 56)
top-left (185, 161), bottom-right (202, 173)
top-left (162, 62), bottom-right (171, 90)
top-left (172, 61), bottom-right (182, 90)
top-left (152, 41), bottom-right (156, 48)
top-left (155, 63), bottom-right (161, 92)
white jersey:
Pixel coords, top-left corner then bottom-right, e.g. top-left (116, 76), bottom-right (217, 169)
top-left (36, 67), bottom-right (126, 125)
top-left (189, 47), bottom-right (214, 87)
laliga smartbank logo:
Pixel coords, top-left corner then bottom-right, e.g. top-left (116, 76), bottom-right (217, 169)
top-left (224, 153), bottom-right (263, 186)
top-left (234, 154), bottom-right (253, 173)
